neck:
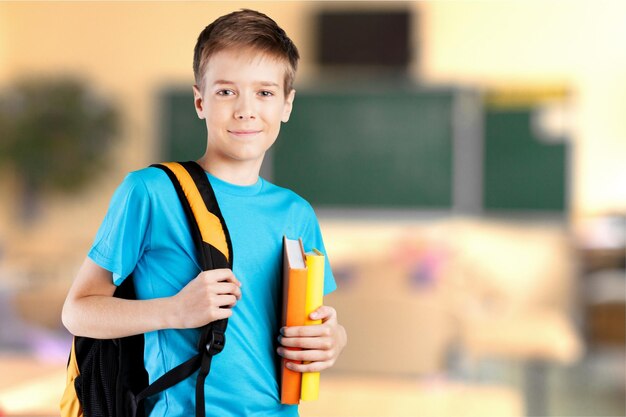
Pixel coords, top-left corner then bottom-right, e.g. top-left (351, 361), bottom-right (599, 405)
top-left (196, 154), bottom-right (262, 186)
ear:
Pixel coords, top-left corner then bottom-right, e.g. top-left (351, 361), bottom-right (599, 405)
top-left (281, 89), bottom-right (296, 123)
top-left (192, 84), bottom-right (205, 120)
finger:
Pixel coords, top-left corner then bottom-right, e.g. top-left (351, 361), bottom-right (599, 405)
top-left (281, 324), bottom-right (332, 338)
top-left (277, 347), bottom-right (332, 363)
top-left (218, 270), bottom-right (242, 287)
top-left (279, 335), bottom-right (333, 351)
top-left (310, 305), bottom-right (336, 322)
top-left (284, 359), bottom-right (332, 373)
top-left (210, 307), bottom-right (234, 321)
top-left (214, 294), bottom-right (238, 308)
top-left (201, 269), bottom-right (241, 286)
top-left (214, 282), bottom-right (242, 299)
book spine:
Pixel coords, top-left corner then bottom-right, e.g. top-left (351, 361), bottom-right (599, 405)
top-left (280, 241), bottom-right (308, 404)
top-left (301, 250), bottom-right (325, 401)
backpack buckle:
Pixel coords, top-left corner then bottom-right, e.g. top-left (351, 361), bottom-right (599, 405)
top-left (205, 330), bottom-right (225, 356)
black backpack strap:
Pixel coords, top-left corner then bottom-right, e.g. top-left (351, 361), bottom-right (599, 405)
top-left (135, 161), bottom-right (232, 417)
top-left (135, 352), bottom-right (201, 402)
top-left (176, 161), bottom-right (232, 417)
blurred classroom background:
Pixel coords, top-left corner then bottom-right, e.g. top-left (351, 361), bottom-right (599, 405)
top-left (0, 1), bottom-right (625, 416)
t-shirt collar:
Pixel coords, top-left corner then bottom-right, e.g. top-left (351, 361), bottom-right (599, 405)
top-left (206, 172), bottom-right (264, 196)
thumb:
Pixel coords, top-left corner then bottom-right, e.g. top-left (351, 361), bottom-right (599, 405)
top-left (310, 305), bottom-right (336, 322)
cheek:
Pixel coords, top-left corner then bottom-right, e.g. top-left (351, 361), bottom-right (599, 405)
top-left (266, 106), bottom-right (288, 127)
top-left (206, 106), bottom-right (231, 126)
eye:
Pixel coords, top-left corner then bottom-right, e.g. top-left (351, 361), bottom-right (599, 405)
top-left (258, 90), bottom-right (275, 98)
top-left (216, 89), bottom-right (235, 96)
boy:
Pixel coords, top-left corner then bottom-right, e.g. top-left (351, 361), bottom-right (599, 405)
top-left (62, 9), bottom-right (347, 416)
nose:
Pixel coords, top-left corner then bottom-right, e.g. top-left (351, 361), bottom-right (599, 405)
top-left (234, 96), bottom-right (256, 120)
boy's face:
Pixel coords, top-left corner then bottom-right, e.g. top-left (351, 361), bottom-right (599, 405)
top-left (193, 49), bottom-right (295, 171)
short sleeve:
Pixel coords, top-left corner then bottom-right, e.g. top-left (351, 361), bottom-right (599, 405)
top-left (300, 205), bottom-right (337, 295)
top-left (88, 172), bottom-right (152, 286)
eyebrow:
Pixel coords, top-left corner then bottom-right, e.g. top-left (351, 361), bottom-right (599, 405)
top-left (259, 81), bottom-right (280, 88)
top-left (212, 80), bottom-right (280, 88)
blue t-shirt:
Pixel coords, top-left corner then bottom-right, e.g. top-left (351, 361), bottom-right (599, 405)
top-left (88, 167), bottom-right (336, 416)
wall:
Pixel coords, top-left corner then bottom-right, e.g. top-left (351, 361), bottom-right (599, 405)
top-left (0, 1), bottom-right (624, 267)
top-left (419, 0), bottom-right (626, 216)
top-left (0, 2), bottom-right (316, 260)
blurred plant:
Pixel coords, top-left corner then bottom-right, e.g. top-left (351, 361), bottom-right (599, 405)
top-left (0, 77), bottom-right (120, 220)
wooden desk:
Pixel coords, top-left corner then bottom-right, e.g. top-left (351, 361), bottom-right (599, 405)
top-left (459, 310), bottom-right (583, 417)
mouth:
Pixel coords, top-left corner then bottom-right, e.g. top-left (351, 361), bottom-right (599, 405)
top-left (228, 129), bottom-right (262, 138)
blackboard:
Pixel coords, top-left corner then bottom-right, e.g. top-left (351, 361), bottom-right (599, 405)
top-left (159, 89), bottom-right (206, 162)
top-left (158, 88), bottom-right (567, 212)
top-left (483, 109), bottom-right (566, 211)
top-left (273, 90), bottom-right (455, 208)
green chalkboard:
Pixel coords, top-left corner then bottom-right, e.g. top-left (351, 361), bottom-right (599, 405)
top-left (159, 88), bottom-right (567, 212)
top-left (483, 109), bottom-right (566, 211)
top-left (159, 89), bottom-right (206, 162)
top-left (274, 90), bottom-right (454, 208)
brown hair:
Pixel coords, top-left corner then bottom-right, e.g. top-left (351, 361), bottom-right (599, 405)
top-left (193, 9), bottom-right (300, 95)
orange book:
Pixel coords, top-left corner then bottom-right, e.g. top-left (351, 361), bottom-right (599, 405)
top-left (280, 236), bottom-right (308, 404)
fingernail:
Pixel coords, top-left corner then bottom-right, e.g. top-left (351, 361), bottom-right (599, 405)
top-left (280, 327), bottom-right (286, 335)
top-left (310, 312), bottom-right (319, 319)
top-left (277, 347), bottom-right (284, 356)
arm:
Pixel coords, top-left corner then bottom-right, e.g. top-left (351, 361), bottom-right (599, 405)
top-left (62, 257), bottom-right (242, 339)
top-left (276, 305), bottom-right (347, 372)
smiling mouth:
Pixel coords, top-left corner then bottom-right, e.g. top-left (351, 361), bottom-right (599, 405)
top-left (228, 130), bottom-right (261, 137)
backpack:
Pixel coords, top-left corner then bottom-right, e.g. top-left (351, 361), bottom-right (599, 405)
top-left (60, 161), bottom-right (233, 417)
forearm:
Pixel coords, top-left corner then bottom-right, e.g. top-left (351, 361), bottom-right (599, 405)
top-left (62, 258), bottom-right (241, 339)
top-left (62, 258), bottom-right (181, 339)
top-left (62, 294), bottom-right (178, 339)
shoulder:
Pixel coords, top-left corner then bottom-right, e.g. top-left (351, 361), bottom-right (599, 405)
top-left (119, 165), bottom-right (175, 197)
top-left (124, 165), bottom-right (169, 187)
top-left (106, 166), bottom-right (178, 213)
top-left (262, 179), bottom-right (315, 214)
top-left (260, 180), bottom-right (321, 235)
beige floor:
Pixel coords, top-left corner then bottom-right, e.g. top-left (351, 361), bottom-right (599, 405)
top-left (0, 355), bottom-right (67, 416)
top-left (0, 355), bottom-right (522, 417)
top-left (299, 374), bottom-right (522, 417)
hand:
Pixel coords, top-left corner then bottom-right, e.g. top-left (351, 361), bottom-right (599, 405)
top-left (171, 268), bottom-right (242, 329)
top-left (277, 305), bottom-right (347, 373)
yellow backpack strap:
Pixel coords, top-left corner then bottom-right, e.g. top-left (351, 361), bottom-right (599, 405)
top-left (153, 161), bottom-right (231, 267)
top-left (59, 338), bottom-right (83, 417)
